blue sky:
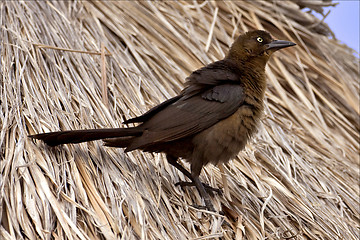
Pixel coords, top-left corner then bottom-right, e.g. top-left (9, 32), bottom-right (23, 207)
top-left (316, 1), bottom-right (359, 54)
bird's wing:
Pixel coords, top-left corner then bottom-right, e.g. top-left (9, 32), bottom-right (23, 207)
top-left (126, 83), bottom-right (245, 151)
top-left (123, 96), bottom-right (181, 124)
top-left (181, 59), bottom-right (241, 98)
top-left (124, 60), bottom-right (240, 124)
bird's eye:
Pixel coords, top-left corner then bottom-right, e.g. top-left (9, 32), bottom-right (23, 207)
top-left (256, 37), bottom-right (263, 43)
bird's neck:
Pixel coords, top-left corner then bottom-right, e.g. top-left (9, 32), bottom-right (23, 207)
top-left (240, 61), bottom-right (267, 114)
top-left (234, 57), bottom-right (268, 98)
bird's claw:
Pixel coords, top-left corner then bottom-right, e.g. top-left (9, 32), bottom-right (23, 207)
top-left (175, 181), bottom-right (223, 195)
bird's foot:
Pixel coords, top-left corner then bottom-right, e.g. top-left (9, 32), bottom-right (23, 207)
top-left (175, 181), bottom-right (223, 195)
top-left (191, 196), bottom-right (215, 212)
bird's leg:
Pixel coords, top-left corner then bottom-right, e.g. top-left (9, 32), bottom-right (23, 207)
top-left (166, 155), bottom-right (193, 179)
top-left (192, 174), bottom-right (215, 212)
top-left (166, 155), bottom-right (222, 195)
top-left (167, 155), bottom-right (215, 211)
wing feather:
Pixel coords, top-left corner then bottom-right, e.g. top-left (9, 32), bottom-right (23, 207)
top-left (126, 84), bottom-right (245, 151)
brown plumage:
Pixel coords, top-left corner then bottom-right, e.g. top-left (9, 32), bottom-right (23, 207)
top-left (29, 30), bottom-right (295, 212)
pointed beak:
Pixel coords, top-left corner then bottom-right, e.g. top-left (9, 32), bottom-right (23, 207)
top-left (266, 40), bottom-right (296, 51)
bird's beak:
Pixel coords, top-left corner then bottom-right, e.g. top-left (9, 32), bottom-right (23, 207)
top-left (266, 40), bottom-right (296, 51)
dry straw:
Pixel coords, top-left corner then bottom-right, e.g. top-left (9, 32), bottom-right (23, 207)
top-left (1, 1), bottom-right (359, 239)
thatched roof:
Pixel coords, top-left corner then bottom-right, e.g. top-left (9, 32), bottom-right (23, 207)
top-left (1, 1), bottom-right (359, 239)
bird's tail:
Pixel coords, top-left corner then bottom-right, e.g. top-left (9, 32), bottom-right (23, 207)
top-left (103, 136), bottom-right (134, 148)
top-left (29, 128), bottom-right (142, 147)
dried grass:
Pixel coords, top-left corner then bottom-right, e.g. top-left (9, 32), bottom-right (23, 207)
top-left (1, 1), bottom-right (359, 239)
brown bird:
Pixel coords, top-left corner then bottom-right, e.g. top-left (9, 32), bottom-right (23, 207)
top-left (29, 30), bottom-right (295, 212)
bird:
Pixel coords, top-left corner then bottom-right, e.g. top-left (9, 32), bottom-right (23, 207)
top-left (29, 30), bottom-right (296, 212)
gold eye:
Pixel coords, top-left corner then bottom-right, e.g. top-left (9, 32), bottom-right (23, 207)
top-left (257, 37), bottom-right (263, 43)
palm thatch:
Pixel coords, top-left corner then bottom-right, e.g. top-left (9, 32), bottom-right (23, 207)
top-left (1, 1), bottom-right (359, 239)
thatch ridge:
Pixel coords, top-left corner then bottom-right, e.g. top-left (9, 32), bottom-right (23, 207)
top-left (1, 1), bottom-right (359, 239)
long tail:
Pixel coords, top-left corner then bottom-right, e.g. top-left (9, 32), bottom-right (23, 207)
top-left (29, 128), bottom-right (142, 146)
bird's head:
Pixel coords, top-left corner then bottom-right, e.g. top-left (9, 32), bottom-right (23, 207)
top-left (227, 30), bottom-right (296, 64)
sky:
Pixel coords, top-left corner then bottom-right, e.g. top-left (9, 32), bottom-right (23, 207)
top-left (314, 1), bottom-right (360, 54)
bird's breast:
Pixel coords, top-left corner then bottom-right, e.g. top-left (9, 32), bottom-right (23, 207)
top-left (191, 102), bottom-right (263, 168)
